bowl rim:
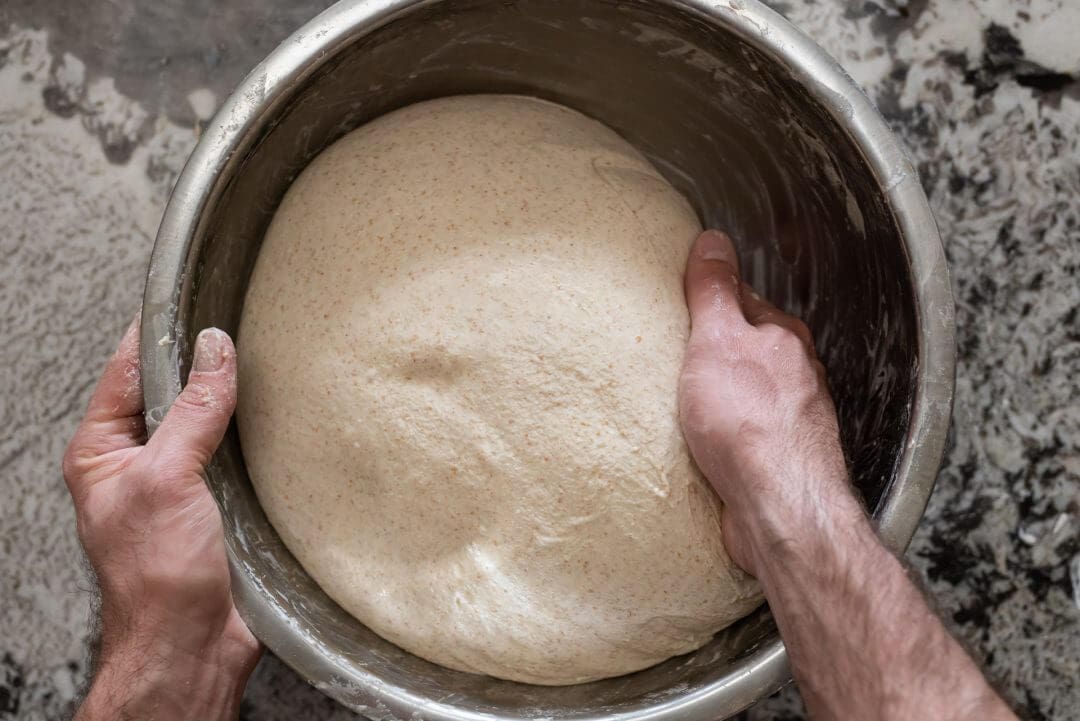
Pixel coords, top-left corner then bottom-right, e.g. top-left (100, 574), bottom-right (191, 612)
top-left (140, 0), bottom-right (956, 718)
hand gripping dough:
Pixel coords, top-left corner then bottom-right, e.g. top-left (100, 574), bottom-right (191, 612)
top-left (237, 95), bottom-right (760, 685)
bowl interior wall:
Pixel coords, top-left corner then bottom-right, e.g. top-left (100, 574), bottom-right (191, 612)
top-left (182, 0), bottom-right (916, 715)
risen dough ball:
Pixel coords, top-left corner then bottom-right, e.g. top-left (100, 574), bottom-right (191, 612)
top-left (237, 95), bottom-right (760, 685)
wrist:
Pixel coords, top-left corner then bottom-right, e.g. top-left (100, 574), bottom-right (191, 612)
top-left (79, 609), bottom-right (260, 721)
top-left (726, 468), bottom-right (872, 581)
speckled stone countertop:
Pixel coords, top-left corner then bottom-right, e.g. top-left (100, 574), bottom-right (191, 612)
top-left (1, 1), bottom-right (1077, 720)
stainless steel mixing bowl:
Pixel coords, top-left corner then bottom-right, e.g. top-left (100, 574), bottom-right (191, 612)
top-left (140, 0), bottom-right (955, 718)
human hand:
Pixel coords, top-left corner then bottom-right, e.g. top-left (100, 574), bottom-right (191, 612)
top-left (63, 316), bottom-right (260, 721)
top-left (678, 230), bottom-right (856, 575)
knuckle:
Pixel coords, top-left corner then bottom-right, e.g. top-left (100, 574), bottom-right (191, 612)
top-left (174, 381), bottom-right (223, 413)
top-left (778, 330), bottom-right (804, 353)
top-left (702, 258), bottom-right (737, 277)
top-left (61, 447), bottom-right (81, 484)
top-left (61, 442), bottom-right (93, 487)
top-left (696, 269), bottom-right (740, 301)
top-left (756, 323), bottom-right (783, 343)
top-left (758, 323), bottom-right (799, 351)
top-left (790, 318), bottom-right (813, 341)
top-left (171, 376), bottom-right (236, 421)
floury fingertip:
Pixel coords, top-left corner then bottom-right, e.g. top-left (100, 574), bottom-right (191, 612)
top-left (192, 328), bottom-right (230, 373)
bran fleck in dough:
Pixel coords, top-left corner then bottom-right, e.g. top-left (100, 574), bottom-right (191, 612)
top-left (237, 94), bottom-right (760, 685)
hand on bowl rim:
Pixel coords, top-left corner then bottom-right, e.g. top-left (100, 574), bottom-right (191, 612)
top-left (63, 316), bottom-right (260, 721)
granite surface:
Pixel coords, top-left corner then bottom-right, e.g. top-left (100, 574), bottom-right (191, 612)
top-left (1, 1), bottom-right (1077, 719)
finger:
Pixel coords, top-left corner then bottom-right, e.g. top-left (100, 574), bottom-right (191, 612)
top-left (144, 328), bottom-right (238, 481)
top-left (85, 313), bottom-right (144, 424)
top-left (741, 283), bottom-right (815, 349)
top-left (684, 230), bottom-right (748, 337)
top-left (63, 314), bottom-right (147, 492)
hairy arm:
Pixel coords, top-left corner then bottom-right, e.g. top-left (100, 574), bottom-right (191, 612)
top-left (745, 486), bottom-right (1014, 720)
top-left (75, 631), bottom-right (250, 721)
top-left (679, 230), bottom-right (1017, 721)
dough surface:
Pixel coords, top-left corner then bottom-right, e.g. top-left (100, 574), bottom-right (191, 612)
top-left (237, 95), bottom-right (760, 685)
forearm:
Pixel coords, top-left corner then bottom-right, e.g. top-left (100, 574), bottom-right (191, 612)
top-left (741, 484), bottom-right (1015, 721)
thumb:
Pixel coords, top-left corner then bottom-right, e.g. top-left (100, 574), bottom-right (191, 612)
top-left (145, 328), bottom-right (238, 478)
top-left (684, 230), bottom-right (748, 338)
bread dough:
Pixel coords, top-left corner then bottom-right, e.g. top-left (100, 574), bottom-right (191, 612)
top-left (237, 95), bottom-right (760, 685)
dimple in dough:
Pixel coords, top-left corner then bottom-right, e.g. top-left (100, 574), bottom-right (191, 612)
top-left (236, 94), bottom-right (761, 686)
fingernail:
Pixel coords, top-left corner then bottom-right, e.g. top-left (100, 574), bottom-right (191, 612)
top-left (697, 230), bottom-right (735, 262)
top-left (192, 328), bottom-right (229, 373)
